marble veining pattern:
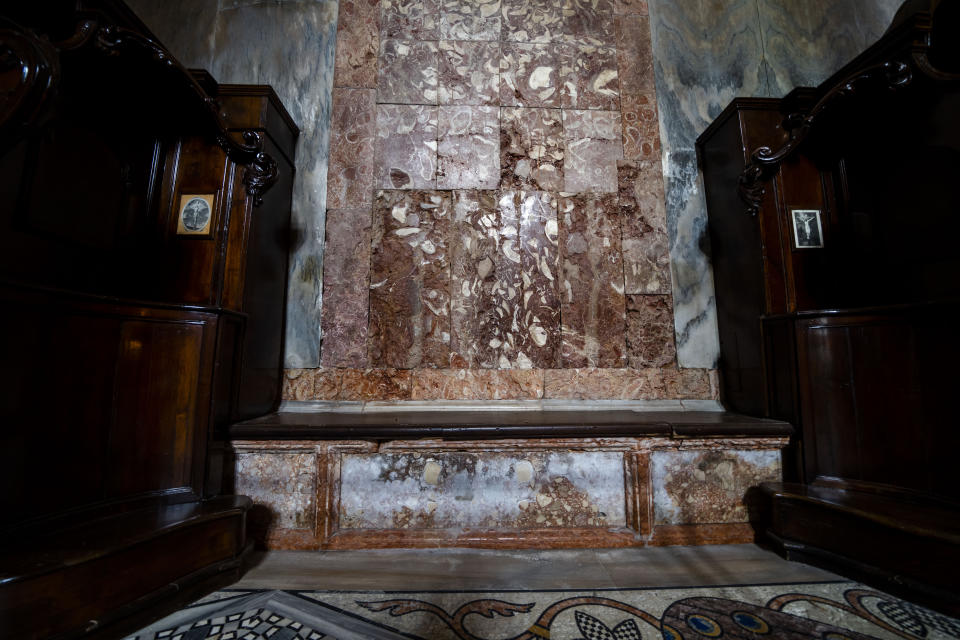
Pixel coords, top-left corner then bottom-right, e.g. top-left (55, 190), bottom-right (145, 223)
top-left (651, 449), bottom-right (780, 525)
top-left (338, 450), bottom-right (627, 530)
top-left (441, 0), bottom-right (501, 41)
top-left (500, 42), bottom-right (564, 108)
top-left (559, 194), bottom-right (626, 367)
top-left (437, 106), bottom-right (500, 190)
top-left (500, 107), bottom-right (565, 192)
top-left (327, 88), bottom-right (377, 208)
top-left (378, 39), bottom-right (439, 105)
top-left (562, 109), bottom-right (623, 193)
top-left (381, 0), bottom-right (440, 39)
top-left (334, 0), bottom-right (380, 88)
top-left (234, 450), bottom-right (317, 530)
top-left (321, 208), bottom-right (372, 368)
top-left (438, 40), bottom-right (500, 106)
top-left (375, 104), bottom-right (438, 189)
top-left (369, 190), bottom-right (451, 368)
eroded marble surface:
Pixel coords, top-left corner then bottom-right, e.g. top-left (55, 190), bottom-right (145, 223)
top-left (562, 0), bottom-right (614, 46)
top-left (235, 450), bottom-right (317, 530)
top-left (500, 107), bottom-right (564, 191)
top-left (562, 109), bottom-right (622, 193)
top-left (500, 42), bottom-right (564, 108)
top-left (565, 42), bottom-right (619, 110)
top-left (558, 194), bottom-right (626, 367)
top-left (375, 104), bottom-right (438, 189)
top-left (618, 159), bottom-right (670, 294)
top-left (341, 368), bottom-right (413, 400)
top-left (626, 294), bottom-right (675, 368)
top-left (441, 0), bottom-right (501, 41)
top-left (438, 40), bottom-right (500, 106)
top-left (437, 106), bottom-right (500, 189)
top-left (614, 14), bottom-right (655, 95)
top-left (448, 190), bottom-right (521, 367)
top-left (378, 39), bottom-right (438, 104)
top-left (501, 0), bottom-right (563, 43)
top-left (381, 0), bottom-right (440, 39)
top-left (411, 369), bottom-right (545, 399)
top-left (651, 449), bottom-right (780, 524)
top-left (327, 88), bottom-right (377, 208)
top-left (369, 190), bottom-right (451, 368)
top-left (338, 450), bottom-right (626, 529)
top-left (321, 208), bottom-right (372, 368)
top-left (334, 0), bottom-right (380, 88)
top-left (282, 368), bottom-right (318, 401)
top-left (544, 368), bottom-right (666, 400)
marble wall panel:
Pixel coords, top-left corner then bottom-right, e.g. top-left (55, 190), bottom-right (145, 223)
top-left (500, 107), bottom-right (564, 191)
top-left (334, 0), bottom-right (380, 87)
top-left (338, 450), bottom-right (626, 529)
top-left (500, 43), bottom-right (564, 108)
top-left (381, 0), bottom-right (440, 39)
top-left (321, 208), bottom-right (372, 368)
top-left (438, 40), bottom-right (500, 106)
top-left (327, 88), bottom-right (377, 208)
top-left (618, 160), bottom-right (670, 294)
top-left (564, 43), bottom-right (619, 110)
top-left (621, 92), bottom-right (660, 161)
top-left (378, 39), bottom-right (439, 104)
top-left (614, 14), bottom-right (655, 95)
top-left (562, 109), bottom-right (622, 193)
top-left (558, 194), bottom-right (626, 367)
top-left (501, 0), bottom-right (564, 43)
top-left (626, 294), bottom-right (675, 368)
top-left (543, 368), bottom-right (665, 400)
top-left (651, 449), bottom-right (780, 524)
top-left (411, 369), bottom-right (544, 399)
top-left (437, 106), bottom-right (500, 190)
top-left (234, 450), bottom-right (317, 530)
top-left (369, 190), bottom-right (451, 368)
top-left (561, 0), bottom-right (614, 46)
top-left (507, 191), bottom-right (562, 368)
top-left (281, 368), bottom-right (319, 401)
top-left (440, 0), bottom-right (501, 41)
top-left (340, 368), bottom-right (413, 400)
top-left (448, 190), bottom-right (521, 368)
top-left (662, 367), bottom-right (714, 400)
top-left (375, 104), bottom-right (438, 189)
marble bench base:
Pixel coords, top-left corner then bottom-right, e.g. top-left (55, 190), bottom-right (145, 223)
top-left (228, 434), bottom-right (787, 550)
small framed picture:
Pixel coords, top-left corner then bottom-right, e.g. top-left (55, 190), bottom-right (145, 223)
top-left (176, 193), bottom-right (215, 236)
top-left (791, 208), bottom-right (824, 249)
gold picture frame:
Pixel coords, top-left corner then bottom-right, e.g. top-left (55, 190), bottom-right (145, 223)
top-left (176, 193), bottom-right (215, 236)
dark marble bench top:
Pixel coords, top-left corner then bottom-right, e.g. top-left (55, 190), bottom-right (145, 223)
top-left (230, 409), bottom-right (792, 440)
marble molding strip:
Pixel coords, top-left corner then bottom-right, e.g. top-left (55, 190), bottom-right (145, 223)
top-left (281, 367), bottom-right (719, 401)
top-left (228, 435), bottom-right (786, 550)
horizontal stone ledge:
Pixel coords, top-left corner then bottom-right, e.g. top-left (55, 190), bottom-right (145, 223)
top-left (230, 403), bottom-right (792, 441)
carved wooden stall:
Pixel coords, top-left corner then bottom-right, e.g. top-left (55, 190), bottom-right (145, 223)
top-left (698, 0), bottom-right (960, 616)
top-left (0, 1), bottom-right (298, 636)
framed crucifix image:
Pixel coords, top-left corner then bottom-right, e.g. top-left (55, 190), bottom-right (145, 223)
top-left (790, 208), bottom-right (824, 249)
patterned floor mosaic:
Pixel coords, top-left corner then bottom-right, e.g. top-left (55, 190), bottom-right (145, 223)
top-left (129, 582), bottom-right (960, 640)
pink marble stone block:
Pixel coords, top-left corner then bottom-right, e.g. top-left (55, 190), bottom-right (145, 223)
top-left (500, 107), bottom-right (564, 191)
top-left (281, 368), bottom-right (318, 401)
top-left (500, 0), bottom-right (563, 43)
top-left (626, 294), bottom-right (676, 368)
top-left (621, 91), bottom-right (660, 161)
top-left (368, 190), bottom-right (451, 368)
top-left (562, 109), bottom-right (623, 193)
top-left (327, 88), bottom-right (377, 208)
top-left (561, 0), bottom-right (614, 46)
top-left (448, 190), bottom-right (521, 368)
top-left (321, 207), bottom-right (372, 368)
top-left (615, 14), bottom-right (655, 95)
top-left (378, 39), bottom-right (439, 105)
top-left (437, 105), bottom-right (500, 189)
top-left (618, 159), bottom-right (671, 294)
top-left (543, 368), bottom-right (666, 399)
top-left (558, 194), bottom-right (627, 367)
top-left (340, 368), bottom-right (413, 400)
top-left (500, 42), bottom-right (563, 108)
top-left (375, 104), bottom-right (438, 189)
top-left (440, 0), bottom-right (500, 41)
top-left (333, 0), bottom-right (380, 88)
top-left (410, 369), bottom-right (545, 399)
top-left (438, 40), bottom-right (500, 106)
top-left (381, 0), bottom-right (440, 39)
top-left (563, 42), bottom-right (619, 110)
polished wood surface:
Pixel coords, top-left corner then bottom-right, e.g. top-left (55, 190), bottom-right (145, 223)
top-left (0, 0), bottom-right (297, 636)
top-left (699, 0), bottom-right (959, 616)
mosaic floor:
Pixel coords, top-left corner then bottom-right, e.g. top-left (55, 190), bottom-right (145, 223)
top-left (129, 582), bottom-right (960, 640)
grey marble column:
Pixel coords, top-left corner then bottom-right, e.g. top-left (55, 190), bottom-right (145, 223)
top-left (646, 0), bottom-right (903, 369)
